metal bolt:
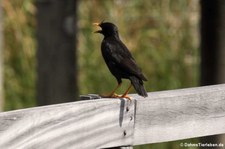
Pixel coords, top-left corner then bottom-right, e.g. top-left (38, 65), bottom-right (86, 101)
top-left (126, 107), bottom-right (129, 112)
top-left (123, 130), bottom-right (127, 136)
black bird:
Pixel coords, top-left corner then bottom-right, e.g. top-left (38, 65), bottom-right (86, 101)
top-left (94, 21), bottom-right (148, 99)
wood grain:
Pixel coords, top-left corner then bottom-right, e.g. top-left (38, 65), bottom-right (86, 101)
top-left (134, 84), bottom-right (225, 145)
top-left (0, 84), bottom-right (225, 148)
top-left (0, 99), bottom-right (135, 149)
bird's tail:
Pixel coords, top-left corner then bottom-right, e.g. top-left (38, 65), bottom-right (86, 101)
top-left (130, 76), bottom-right (148, 97)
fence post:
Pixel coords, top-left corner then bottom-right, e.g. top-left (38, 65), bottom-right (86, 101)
top-left (80, 95), bottom-right (134, 149)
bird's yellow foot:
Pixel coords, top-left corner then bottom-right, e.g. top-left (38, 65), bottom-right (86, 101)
top-left (100, 93), bottom-right (120, 98)
top-left (119, 95), bottom-right (132, 100)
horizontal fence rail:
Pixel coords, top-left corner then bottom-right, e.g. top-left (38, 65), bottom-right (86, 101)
top-left (0, 84), bottom-right (225, 148)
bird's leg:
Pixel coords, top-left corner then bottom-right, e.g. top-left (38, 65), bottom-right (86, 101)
top-left (100, 83), bottom-right (122, 98)
top-left (108, 83), bottom-right (121, 97)
top-left (120, 83), bottom-right (132, 100)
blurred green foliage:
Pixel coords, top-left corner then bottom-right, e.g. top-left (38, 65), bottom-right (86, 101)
top-left (3, 0), bottom-right (200, 148)
top-left (3, 0), bottom-right (36, 110)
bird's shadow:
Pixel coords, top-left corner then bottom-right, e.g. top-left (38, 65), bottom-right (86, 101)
top-left (80, 94), bottom-right (127, 127)
top-left (119, 98), bottom-right (125, 127)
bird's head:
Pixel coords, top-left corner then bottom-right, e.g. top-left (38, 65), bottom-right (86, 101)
top-left (93, 21), bottom-right (119, 37)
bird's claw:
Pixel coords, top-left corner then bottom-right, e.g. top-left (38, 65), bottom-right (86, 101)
top-left (100, 93), bottom-right (120, 98)
top-left (119, 95), bottom-right (132, 100)
top-left (100, 93), bottom-right (132, 100)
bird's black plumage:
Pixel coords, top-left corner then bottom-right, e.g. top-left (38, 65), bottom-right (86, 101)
top-left (94, 22), bottom-right (148, 97)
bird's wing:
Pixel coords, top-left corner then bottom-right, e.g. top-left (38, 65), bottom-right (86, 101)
top-left (103, 38), bottom-right (147, 81)
top-left (120, 56), bottom-right (147, 81)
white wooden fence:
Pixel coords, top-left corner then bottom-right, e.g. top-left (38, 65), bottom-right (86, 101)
top-left (0, 84), bottom-right (225, 149)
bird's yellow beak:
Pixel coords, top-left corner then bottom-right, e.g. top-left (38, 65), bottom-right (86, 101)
top-left (93, 22), bottom-right (100, 26)
top-left (93, 22), bottom-right (102, 33)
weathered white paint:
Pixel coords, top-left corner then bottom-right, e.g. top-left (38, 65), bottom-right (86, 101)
top-left (0, 99), bottom-right (135, 149)
top-left (134, 84), bottom-right (225, 145)
top-left (0, 84), bottom-right (225, 148)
